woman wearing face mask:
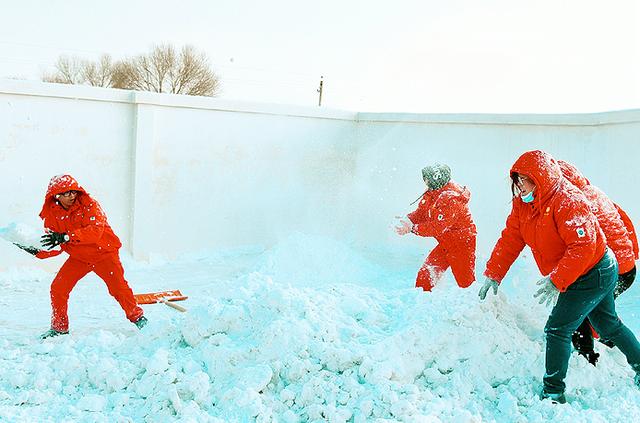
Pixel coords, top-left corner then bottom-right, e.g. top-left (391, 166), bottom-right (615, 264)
top-left (478, 150), bottom-right (640, 404)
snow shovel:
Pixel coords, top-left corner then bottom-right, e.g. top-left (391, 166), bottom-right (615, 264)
top-left (134, 290), bottom-right (188, 312)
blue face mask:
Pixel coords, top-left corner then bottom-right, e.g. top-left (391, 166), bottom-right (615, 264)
top-left (521, 190), bottom-right (535, 203)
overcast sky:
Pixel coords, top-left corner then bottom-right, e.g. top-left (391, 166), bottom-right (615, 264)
top-left (1, 0), bottom-right (638, 113)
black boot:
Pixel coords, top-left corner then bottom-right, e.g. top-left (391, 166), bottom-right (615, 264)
top-left (540, 390), bottom-right (567, 404)
top-left (577, 349), bottom-right (600, 366)
top-left (573, 318), bottom-right (599, 365)
top-left (41, 328), bottom-right (69, 339)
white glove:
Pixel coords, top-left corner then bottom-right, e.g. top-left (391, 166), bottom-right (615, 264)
top-left (533, 276), bottom-right (559, 307)
top-left (478, 277), bottom-right (499, 300)
top-left (394, 218), bottom-right (413, 236)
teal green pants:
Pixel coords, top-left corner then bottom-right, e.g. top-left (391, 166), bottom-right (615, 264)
top-left (544, 250), bottom-right (640, 394)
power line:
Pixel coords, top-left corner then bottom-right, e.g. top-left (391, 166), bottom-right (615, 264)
top-left (0, 40), bottom-right (106, 56)
top-left (0, 56), bottom-right (54, 66)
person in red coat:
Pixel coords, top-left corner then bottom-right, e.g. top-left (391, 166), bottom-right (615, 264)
top-left (558, 160), bottom-right (637, 364)
top-left (395, 164), bottom-right (477, 291)
top-left (616, 205), bottom-right (639, 263)
top-left (33, 175), bottom-right (147, 338)
top-left (478, 150), bottom-right (640, 403)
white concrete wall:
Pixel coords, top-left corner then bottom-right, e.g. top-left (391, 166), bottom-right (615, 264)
top-left (1, 79), bottom-right (638, 262)
top-left (132, 91), bottom-right (357, 255)
top-left (351, 112), bottom-right (640, 259)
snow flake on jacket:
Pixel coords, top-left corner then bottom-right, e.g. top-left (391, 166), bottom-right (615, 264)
top-left (484, 150), bottom-right (607, 292)
top-left (558, 160), bottom-right (636, 273)
top-left (616, 205), bottom-right (639, 260)
top-left (406, 181), bottom-right (476, 246)
top-left (38, 175), bottom-right (122, 262)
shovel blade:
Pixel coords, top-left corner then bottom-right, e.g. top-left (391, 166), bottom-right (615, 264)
top-left (134, 290), bottom-right (188, 304)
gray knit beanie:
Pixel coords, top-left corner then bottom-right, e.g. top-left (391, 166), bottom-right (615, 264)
top-left (422, 163), bottom-right (451, 190)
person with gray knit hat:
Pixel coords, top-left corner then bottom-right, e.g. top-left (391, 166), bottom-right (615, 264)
top-left (422, 163), bottom-right (452, 191)
top-left (395, 163), bottom-right (477, 291)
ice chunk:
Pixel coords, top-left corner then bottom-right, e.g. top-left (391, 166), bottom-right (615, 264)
top-left (0, 222), bottom-right (43, 248)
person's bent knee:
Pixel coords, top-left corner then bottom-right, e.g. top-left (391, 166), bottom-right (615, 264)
top-left (544, 323), bottom-right (576, 343)
top-left (50, 281), bottom-right (71, 299)
top-left (457, 278), bottom-right (475, 289)
top-left (593, 319), bottom-right (624, 341)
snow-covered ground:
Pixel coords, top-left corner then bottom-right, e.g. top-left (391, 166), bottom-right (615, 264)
top-left (1, 232), bottom-right (640, 422)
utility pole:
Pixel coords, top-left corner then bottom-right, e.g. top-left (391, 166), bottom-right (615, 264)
top-left (317, 75), bottom-right (323, 106)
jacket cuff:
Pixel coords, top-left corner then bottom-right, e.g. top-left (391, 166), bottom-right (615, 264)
top-left (35, 250), bottom-right (63, 259)
top-left (483, 270), bottom-right (503, 284)
top-left (549, 274), bottom-right (568, 292)
top-left (618, 259), bottom-right (636, 275)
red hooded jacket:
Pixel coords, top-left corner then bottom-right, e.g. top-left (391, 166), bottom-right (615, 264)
top-left (38, 175), bottom-right (122, 262)
top-left (615, 205), bottom-right (639, 260)
top-left (484, 151), bottom-right (607, 292)
top-left (558, 160), bottom-right (636, 274)
top-left (407, 181), bottom-right (476, 247)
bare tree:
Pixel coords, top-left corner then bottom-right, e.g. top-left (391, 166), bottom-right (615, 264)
top-left (112, 44), bottom-right (219, 96)
top-left (43, 55), bottom-right (85, 84)
top-left (42, 45), bottom-right (220, 97)
top-left (82, 54), bottom-right (114, 87)
top-left (172, 45), bottom-right (220, 96)
top-left (110, 60), bottom-right (138, 91)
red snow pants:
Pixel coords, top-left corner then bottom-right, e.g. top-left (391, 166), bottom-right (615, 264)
top-left (416, 235), bottom-right (476, 291)
top-left (50, 253), bottom-right (143, 332)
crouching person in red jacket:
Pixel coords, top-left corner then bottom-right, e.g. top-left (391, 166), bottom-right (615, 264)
top-left (395, 164), bottom-right (477, 291)
top-left (33, 175), bottom-right (147, 339)
top-left (478, 150), bottom-right (640, 404)
top-left (558, 160), bottom-right (638, 365)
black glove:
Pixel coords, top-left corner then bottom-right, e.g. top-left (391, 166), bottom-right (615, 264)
top-left (13, 243), bottom-right (41, 256)
top-left (614, 266), bottom-right (636, 299)
top-left (40, 232), bottom-right (68, 250)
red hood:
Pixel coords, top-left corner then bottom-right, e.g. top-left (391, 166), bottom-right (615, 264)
top-left (451, 181), bottom-right (471, 204)
top-left (557, 160), bottom-right (590, 189)
top-left (510, 150), bottom-right (562, 210)
top-left (425, 181), bottom-right (470, 203)
top-left (39, 174), bottom-right (88, 219)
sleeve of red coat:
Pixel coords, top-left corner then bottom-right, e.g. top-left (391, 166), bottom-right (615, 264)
top-left (615, 204), bottom-right (639, 260)
top-left (407, 200), bottom-right (426, 226)
top-left (588, 190), bottom-right (635, 274)
top-left (410, 193), bottom-right (465, 238)
top-left (35, 249), bottom-right (63, 259)
top-left (549, 199), bottom-right (599, 292)
top-left (66, 201), bottom-right (107, 245)
top-left (484, 202), bottom-right (526, 283)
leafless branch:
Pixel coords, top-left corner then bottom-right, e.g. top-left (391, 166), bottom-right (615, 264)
top-left (42, 44), bottom-right (220, 97)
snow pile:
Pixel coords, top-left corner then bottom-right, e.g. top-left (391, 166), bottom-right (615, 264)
top-left (1, 255), bottom-right (640, 421)
top-left (257, 233), bottom-right (386, 287)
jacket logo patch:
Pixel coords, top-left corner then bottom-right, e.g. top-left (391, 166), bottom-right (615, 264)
top-left (576, 227), bottom-right (586, 238)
